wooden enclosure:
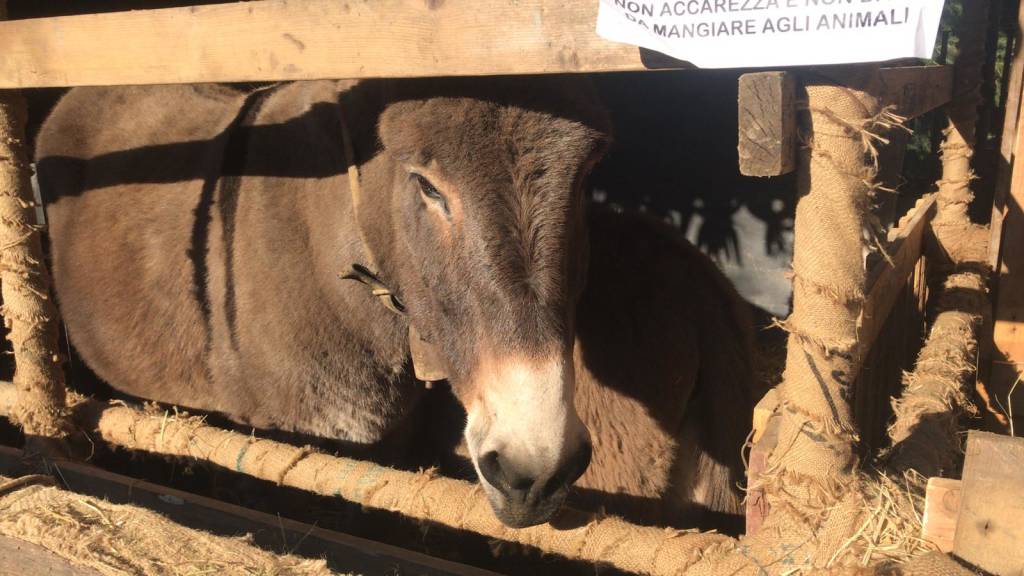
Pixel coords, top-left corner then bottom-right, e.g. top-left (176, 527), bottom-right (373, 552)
top-left (0, 1), bottom-right (1022, 575)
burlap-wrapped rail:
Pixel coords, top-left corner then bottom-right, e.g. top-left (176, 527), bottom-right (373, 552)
top-left (885, 261), bottom-right (988, 477)
top-left (86, 401), bottom-right (741, 576)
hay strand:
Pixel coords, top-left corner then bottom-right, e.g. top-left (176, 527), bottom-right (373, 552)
top-left (0, 472), bottom-right (337, 576)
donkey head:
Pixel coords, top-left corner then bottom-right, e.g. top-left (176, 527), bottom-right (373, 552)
top-left (371, 77), bottom-right (610, 527)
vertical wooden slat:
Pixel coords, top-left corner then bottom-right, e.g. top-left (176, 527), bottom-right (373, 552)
top-left (990, 0), bottom-right (1024, 267)
top-left (990, 93), bottom-right (1024, 433)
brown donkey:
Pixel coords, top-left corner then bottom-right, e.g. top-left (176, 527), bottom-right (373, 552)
top-left (36, 78), bottom-right (753, 529)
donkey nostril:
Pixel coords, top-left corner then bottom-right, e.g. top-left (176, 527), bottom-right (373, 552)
top-left (478, 450), bottom-right (535, 496)
top-left (479, 450), bottom-right (503, 488)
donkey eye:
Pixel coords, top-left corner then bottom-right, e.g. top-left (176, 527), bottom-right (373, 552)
top-left (413, 173), bottom-right (444, 201)
top-left (412, 173), bottom-right (449, 215)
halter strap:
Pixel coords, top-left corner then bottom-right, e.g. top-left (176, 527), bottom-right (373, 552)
top-left (335, 96), bottom-right (449, 384)
top-left (336, 103), bottom-right (407, 315)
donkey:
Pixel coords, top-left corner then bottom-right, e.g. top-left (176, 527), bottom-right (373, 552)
top-left (36, 77), bottom-right (753, 529)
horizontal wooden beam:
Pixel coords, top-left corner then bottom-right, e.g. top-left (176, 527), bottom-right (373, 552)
top-left (0, 0), bottom-right (672, 88)
top-left (859, 194), bottom-right (938, 355)
top-left (738, 67), bottom-right (954, 176)
top-left (874, 65), bottom-right (955, 120)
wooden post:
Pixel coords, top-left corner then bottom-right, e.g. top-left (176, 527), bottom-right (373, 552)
top-left (989, 0), bottom-right (1024, 268)
top-left (751, 69), bottom-right (886, 563)
top-left (0, 1), bottom-right (72, 444)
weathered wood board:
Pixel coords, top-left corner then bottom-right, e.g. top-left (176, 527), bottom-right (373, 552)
top-left (952, 431), bottom-right (1024, 575)
top-left (0, 0), bottom-right (668, 88)
top-left (922, 477), bottom-right (961, 554)
top-left (738, 72), bottom-right (797, 177)
top-left (860, 194), bottom-right (937, 355)
top-left (990, 65), bottom-right (1024, 433)
top-left (989, 0), bottom-right (1024, 268)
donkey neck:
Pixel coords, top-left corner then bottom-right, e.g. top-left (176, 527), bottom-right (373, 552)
top-left (275, 80), bottom-right (408, 357)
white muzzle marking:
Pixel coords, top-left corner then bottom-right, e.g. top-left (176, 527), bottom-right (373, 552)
top-left (464, 352), bottom-right (587, 490)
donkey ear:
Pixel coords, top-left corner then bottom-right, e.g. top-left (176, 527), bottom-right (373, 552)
top-left (377, 101), bottom-right (425, 160)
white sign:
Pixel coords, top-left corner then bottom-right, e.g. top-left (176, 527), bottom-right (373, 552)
top-left (596, 0), bottom-right (946, 69)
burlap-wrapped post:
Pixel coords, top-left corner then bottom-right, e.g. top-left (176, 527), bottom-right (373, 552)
top-left (934, 0), bottom-right (990, 229)
top-left (741, 70), bottom-right (899, 570)
top-left (0, 1), bottom-right (73, 444)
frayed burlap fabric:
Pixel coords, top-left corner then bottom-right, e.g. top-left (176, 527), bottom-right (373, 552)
top-left (885, 263), bottom-right (988, 477)
top-left (0, 473), bottom-right (337, 576)
top-left (745, 79), bottom-right (884, 571)
top-left (885, 0), bottom-right (990, 483)
top-left (805, 551), bottom-right (974, 575)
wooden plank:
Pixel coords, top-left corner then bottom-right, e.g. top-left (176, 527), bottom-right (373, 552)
top-left (738, 72), bottom-right (797, 177)
top-left (990, 62), bottom-right (1024, 433)
top-left (873, 65), bottom-right (955, 122)
top-left (0, 535), bottom-right (102, 576)
top-left (0, 446), bottom-right (497, 576)
top-left (740, 67), bottom-right (953, 177)
top-left (922, 477), bottom-right (961, 554)
top-left (0, 4), bottom-right (958, 89)
top-left (858, 194), bottom-right (938, 356)
top-left (854, 259), bottom-right (924, 451)
top-left (0, 0), bottom-right (657, 88)
top-left (953, 431), bottom-right (1024, 575)
top-left (745, 390), bottom-right (780, 536)
top-left (989, 0), bottom-right (1024, 269)
top-left (873, 128), bottom-right (911, 228)
top-left (979, 0), bottom-right (1024, 434)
